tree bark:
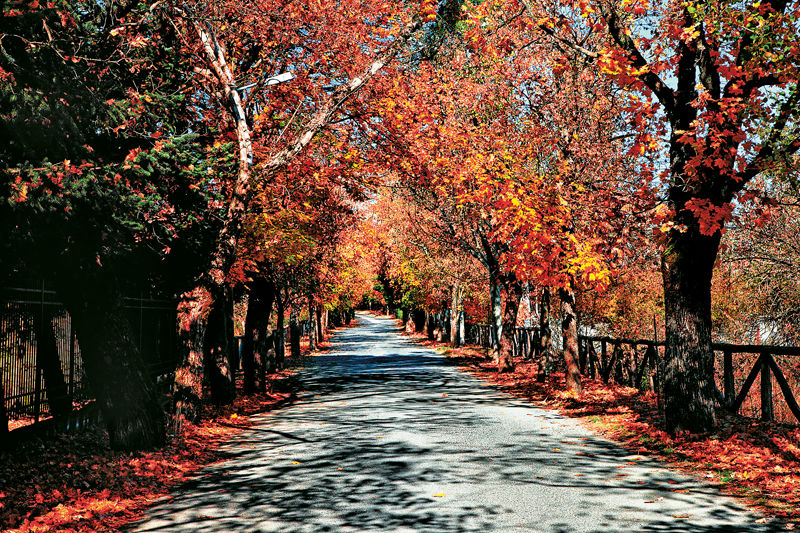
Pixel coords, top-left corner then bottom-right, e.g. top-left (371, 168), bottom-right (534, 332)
top-left (497, 278), bottom-right (523, 373)
top-left (308, 297), bottom-right (317, 351)
top-left (536, 287), bottom-right (551, 382)
top-left (559, 286), bottom-right (583, 395)
top-left (275, 292), bottom-right (285, 370)
top-left (38, 312), bottom-right (72, 417)
top-left (661, 224), bottom-right (719, 432)
top-left (55, 273), bottom-right (164, 450)
top-left (290, 305), bottom-right (301, 359)
top-left (175, 287), bottom-right (209, 423)
top-left (315, 305), bottom-right (324, 343)
top-left (450, 286), bottom-right (464, 347)
top-left (241, 280), bottom-right (275, 394)
top-left (241, 293), bottom-right (263, 395)
top-left (488, 270), bottom-right (503, 365)
top-left (203, 288), bottom-right (235, 406)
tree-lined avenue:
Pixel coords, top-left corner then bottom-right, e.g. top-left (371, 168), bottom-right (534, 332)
top-left (132, 314), bottom-right (774, 533)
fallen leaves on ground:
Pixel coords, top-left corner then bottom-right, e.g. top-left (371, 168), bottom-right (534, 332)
top-left (0, 370), bottom-right (296, 533)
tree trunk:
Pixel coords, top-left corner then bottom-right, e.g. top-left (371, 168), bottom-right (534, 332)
top-left (661, 224), bottom-right (719, 432)
top-left (175, 287), bottom-right (210, 422)
top-left (290, 306), bottom-right (301, 359)
top-left (450, 287), bottom-right (464, 348)
top-left (203, 291), bottom-right (234, 405)
top-left (316, 305), bottom-right (324, 343)
top-left (536, 288), bottom-right (551, 382)
top-left (489, 271), bottom-right (503, 364)
top-left (275, 294), bottom-right (285, 370)
top-left (241, 294), bottom-right (263, 395)
top-left (413, 309), bottom-right (425, 332)
top-left (497, 279), bottom-right (523, 373)
top-left (559, 286), bottom-right (583, 395)
top-left (259, 329), bottom-right (276, 387)
top-left (203, 290), bottom-right (235, 406)
top-left (425, 311), bottom-right (435, 340)
top-left (56, 273), bottom-right (165, 450)
top-left (38, 312), bottom-right (72, 417)
top-left (241, 280), bottom-right (275, 394)
top-left (308, 297), bottom-right (317, 351)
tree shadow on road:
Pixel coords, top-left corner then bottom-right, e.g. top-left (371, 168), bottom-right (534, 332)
top-left (129, 315), bottom-right (782, 533)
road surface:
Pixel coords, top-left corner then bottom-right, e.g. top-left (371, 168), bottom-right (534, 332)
top-left (132, 312), bottom-right (778, 532)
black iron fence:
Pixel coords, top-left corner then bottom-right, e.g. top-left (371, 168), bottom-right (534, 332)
top-left (1, 281), bottom-right (178, 429)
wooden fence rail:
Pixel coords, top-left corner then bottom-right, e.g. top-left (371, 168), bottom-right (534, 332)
top-left (461, 324), bottom-right (800, 424)
top-left (578, 335), bottom-right (800, 424)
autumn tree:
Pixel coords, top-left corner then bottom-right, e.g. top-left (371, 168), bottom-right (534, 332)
top-left (165, 0), bottom-right (431, 421)
top-left (0, 0), bottom-right (230, 448)
top-left (516, 0), bottom-right (800, 431)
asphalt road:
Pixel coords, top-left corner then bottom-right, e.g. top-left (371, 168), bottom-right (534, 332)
top-left (132, 312), bottom-right (779, 533)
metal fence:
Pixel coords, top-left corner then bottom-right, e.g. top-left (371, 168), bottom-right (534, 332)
top-left (1, 281), bottom-right (178, 428)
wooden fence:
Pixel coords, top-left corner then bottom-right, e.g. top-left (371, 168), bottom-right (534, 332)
top-left (460, 323), bottom-right (800, 425)
top-left (578, 335), bottom-right (800, 425)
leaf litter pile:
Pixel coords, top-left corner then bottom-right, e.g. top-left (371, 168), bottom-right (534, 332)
top-left (415, 334), bottom-right (800, 525)
top-left (0, 370), bottom-right (296, 533)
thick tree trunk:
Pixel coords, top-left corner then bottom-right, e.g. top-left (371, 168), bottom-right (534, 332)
top-left (536, 288), bottom-right (551, 382)
top-left (559, 286), bottom-right (583, 395)
top-left (175, 287), bottom-right (210, 422)
top-left (497, 279), bottom-right (523, 373)
top-left (241, 281), bottom-right (275, 394)
top-left (413, 309), bottom-right (425, 332)
top-left (661, 225), bottom-right (719, 432)
top-left (38, 312), bottom-right (72, 417)
top-left (56, 273), bottom-right (164, 450)
top-left (203, 289), bottom-right (235, 406)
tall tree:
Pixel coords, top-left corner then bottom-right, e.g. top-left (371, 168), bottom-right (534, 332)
top-left (520, 0), bottom-right (800, 431)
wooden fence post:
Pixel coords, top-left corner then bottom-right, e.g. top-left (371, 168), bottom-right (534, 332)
top-left (761, 354), bottom-right (774, 422)
top-left (723, 350), bottom-right (734, 407)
